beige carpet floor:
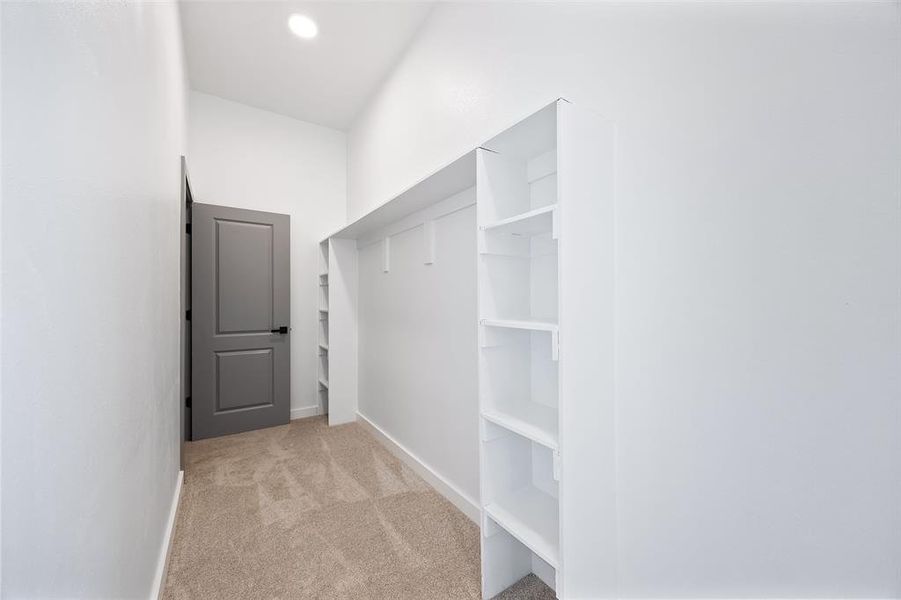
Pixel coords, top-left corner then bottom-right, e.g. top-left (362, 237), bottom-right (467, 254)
top-left (163, 416), bottom-right (554, 599)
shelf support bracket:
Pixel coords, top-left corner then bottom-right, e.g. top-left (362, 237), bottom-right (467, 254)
top-left (424, 220), bottom-right (436, 265)
top-left (382, 236), bottom-right (390, 273)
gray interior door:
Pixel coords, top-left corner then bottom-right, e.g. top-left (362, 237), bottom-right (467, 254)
top-left (192, 203), bottom-right (290, 439)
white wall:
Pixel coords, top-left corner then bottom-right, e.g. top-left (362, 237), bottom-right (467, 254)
top-left (1, 2), bottom-right (187, 597)
top-left (356, 193), bottom-right (479, 511)
top-left (348, 3), bottom-right (901, 597)
top-left (187, 91), bottom-right (346, 418)
top-left (0, 6), bottom-right (5, 590)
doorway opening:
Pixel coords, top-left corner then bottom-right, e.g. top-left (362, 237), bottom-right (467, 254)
top-left (180, 157), bottom-right (193, 463)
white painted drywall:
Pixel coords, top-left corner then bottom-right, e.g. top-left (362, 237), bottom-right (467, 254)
top-left (1, 2), bottom-right (187, 597)
top-left (348, 3), bottom-right (901, 596)
top-left (0, 5), bottom-right (3, 595)
top-left (0, 7), bottom-right (4, 589)
top-left (179, 2), bottom-right (433, 130)
top-left (357, 193), bottom-right (479, 507)
top-left (187, 91), bottom-right (347, 417)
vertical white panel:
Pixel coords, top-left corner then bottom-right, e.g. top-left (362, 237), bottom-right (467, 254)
top-left (319, 239), bottom-right (329, 275)
top-left (530, 235), bottom-right (558, 320)
top-left (328, 238), bottom-right (358, 425)
top-left (557, 100), bottom-right (617, 598)
top-left (531, 553), bottom-right (558, 592)
top-left (424, 220), bottom-right (436, 265)
top-left (477, 149), bottom-right (530, 223)
top-left (482, 526), bottom-right (533, 598)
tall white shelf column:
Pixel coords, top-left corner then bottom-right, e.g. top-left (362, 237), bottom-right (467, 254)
top-left (326, 238), bottom-right (358, 425)
top-left (317, 240), bottom-right (330, 412)
top-left (477, 100), bottom-right (616, 599)
top-left (316, 237), bottom-right (359, 426)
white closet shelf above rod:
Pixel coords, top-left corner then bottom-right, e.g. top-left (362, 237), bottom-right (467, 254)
top-left (480, 318), bottom-right (558, 333)
top-left (480, 204), bottom-right (557, 238)
top-left (355, 199), bottom-right (473, 251)
top-left (322, 150), bottom-right (477, 243)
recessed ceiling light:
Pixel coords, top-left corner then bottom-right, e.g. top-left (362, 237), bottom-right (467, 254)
top-left (288, 14), bottom-right (318, 40)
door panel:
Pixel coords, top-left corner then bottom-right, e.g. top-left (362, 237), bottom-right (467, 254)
top-left (216, 220), bottom-right (273, 333)
top-left (216, 348), bottom-right (274, 411)
top-left (192, 203), bottom-right (290, 440)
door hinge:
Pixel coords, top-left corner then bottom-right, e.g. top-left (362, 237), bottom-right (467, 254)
top-left (185, 223), bottom-right (191, 235)
top-left (185, 309), bottom-right (191, 321)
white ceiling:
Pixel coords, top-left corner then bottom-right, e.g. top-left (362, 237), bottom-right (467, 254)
top-left (179, 1), bottom-right (433, 131)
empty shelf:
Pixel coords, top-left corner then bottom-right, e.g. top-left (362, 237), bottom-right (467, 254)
top-left (481, 205), bottom-right (556, 238)
top-left (482, 404), bottom-right (557, 451)
top-left (485, 486), bottom-right (559, 568)
top-left (480, 318), bottom-right (557, 333)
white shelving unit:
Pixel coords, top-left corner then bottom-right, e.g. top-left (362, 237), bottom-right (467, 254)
top-left (481, 204), bottom-right (557, 238)
top-left (320, 236), bottom-right (359, 426)
top-left (317, 240), bottom-right (329, 414)
top-left (478, 100), bottom-right (616, 599)
top-left (480, 318), bottom-right (558, 332)
top-left (316, 99), bottom-right (615, 598)
top-left (485, 484), bottom-right (559, 568)
top-left (316, 151), bottom-right (476, 427)
top-left (481, 403), bottom-right (557, 451)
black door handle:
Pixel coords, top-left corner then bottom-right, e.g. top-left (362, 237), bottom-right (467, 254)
top-left (271, 326), bottom-right (289, 334)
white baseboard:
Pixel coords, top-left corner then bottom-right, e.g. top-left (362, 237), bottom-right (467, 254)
top-left (356, 411), bottom-right (480, 523)
top-left (150, 469), bottom-right (183, 600)
top-left (291, 405), bottom-right (323, 420)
